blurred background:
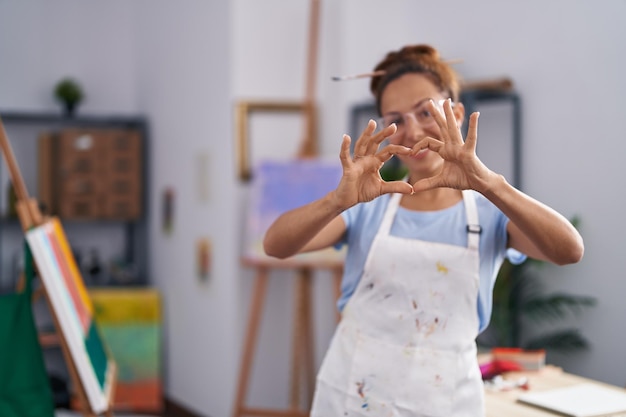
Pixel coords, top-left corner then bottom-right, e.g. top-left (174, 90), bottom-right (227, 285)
top-left (1, 1), bottom-right (625, 416)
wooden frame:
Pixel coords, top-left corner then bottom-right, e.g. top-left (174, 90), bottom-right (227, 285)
top-left (234, 100), bottom-right (316, 182)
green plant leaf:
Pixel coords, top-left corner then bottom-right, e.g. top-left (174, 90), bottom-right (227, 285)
top-left (522, 293), bottom-right (596, 323)
top-left (524, 329), bottom-right (591, 351)
top-left (379, 156), bottom-right (407, 181)
top-left (54, 78), bottom-right (84, 104)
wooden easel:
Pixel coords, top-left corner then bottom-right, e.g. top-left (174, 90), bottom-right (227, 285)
top-left (232, 258), bottom-right (342, 417)
top-left (232, 1), bottom-right (346, 416)
top-left (0, 116), bottom-right (117, 417)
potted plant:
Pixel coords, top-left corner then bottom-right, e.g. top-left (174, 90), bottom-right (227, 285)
top-left (478, 217), bottom-right (596, 353)
top-left (54, 78), bottom-right (84, 117)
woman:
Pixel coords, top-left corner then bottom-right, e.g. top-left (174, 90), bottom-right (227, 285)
top-left (263, 44), bottom-right (583, 416)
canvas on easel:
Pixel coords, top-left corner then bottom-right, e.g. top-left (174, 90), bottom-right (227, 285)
top-left (0, 115), bottom-right (116, 417)
top-left (243, 158), bottom-right (346, 265)
top-left (26, 219), bottom-right (115, 415)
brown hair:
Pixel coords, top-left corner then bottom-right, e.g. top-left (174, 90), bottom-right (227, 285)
top-left (370, 44), bottom-right (460, 115)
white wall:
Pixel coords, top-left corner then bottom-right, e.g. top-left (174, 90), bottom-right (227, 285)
top-left (2, 1), bottom-right (626, 416)
top-left (0, 1), bottom-right (137, 114)
top-left (130, 2), bottom-right (238, 417)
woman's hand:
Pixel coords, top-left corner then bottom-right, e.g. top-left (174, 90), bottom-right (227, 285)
top-left (410, 99), bottom-right (583, 265)
top-left (410, 99), bottom-right (497, 194)
top-left (332, 119), bottom-right (414, 210)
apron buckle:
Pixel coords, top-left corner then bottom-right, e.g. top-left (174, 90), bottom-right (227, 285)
top-left (466, 224), bottom-right (482, 234)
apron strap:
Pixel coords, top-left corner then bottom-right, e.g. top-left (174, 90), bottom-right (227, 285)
top-left (462, 190), bottom-right (481, 250)
top-left (379, 193), bottom-right (402, 235)
top-left (380, 176), bottom-right (408, 235)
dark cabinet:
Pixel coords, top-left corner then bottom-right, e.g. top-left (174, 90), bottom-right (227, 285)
top-left (0, 112), bottom-right (149, 288)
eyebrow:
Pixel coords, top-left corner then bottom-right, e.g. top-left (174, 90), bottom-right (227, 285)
top-left (382, 97), bottom-right (434, 117)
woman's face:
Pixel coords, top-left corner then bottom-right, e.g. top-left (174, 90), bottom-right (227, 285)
top-left (379, 73), bottom-right (463, 178)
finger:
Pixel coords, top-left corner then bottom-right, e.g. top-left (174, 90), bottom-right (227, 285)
top-left (366, 122), bottom-right (397, 154)
top-left (412, 176), bottom-right (441, 193)
top-left (376, 144), bottom-right (412, 162)
top-left (380, 180), bottom-right (414, 195)
top-left (465, 112), bottom-right (480, 151)
top-left (411, 136), bottom-right (444, 155)
top-left (440, 99), bottom-right (464, 145)
top-left (443, 98), bottom-right (460, 139)
top-left (339, 134), bottom-right (353, 169)
top-left (353, 119), bottom-right (377, 158)
top-left (428, 99), bottom-right (450, 141)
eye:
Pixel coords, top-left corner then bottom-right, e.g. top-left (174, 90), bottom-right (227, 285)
top-left (415, 108), bottom-right (433, 121)
top-left (383, 116), bottom-right (403, 127)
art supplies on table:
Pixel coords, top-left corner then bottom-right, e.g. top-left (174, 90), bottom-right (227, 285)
top-left (492, 347), bottom-right (546, 371)
top-left (479, 347), bottom-right (546, 380)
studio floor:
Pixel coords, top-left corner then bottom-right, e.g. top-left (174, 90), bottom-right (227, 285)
top-left (56, 411), bottom-right (160, 417)
top-left (53, 402), bottom-right (199, 417)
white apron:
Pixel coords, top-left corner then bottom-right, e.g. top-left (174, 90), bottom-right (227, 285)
top-left (311, 190), bottom-right (484, 417)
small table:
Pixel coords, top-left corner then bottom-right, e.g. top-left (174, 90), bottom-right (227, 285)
top-left (486, 366), bottom-right (626, 416)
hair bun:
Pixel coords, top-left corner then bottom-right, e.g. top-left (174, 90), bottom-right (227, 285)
top-left (369, 43), bottom-right (460, 114)
top-left (400, 44), bottom-right (440, 62)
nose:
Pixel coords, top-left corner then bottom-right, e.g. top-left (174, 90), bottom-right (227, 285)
top-left (402, 113), bottom-right (425, 143)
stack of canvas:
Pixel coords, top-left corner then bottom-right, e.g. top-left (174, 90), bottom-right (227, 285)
top-left (89, 288), bottom-right (162, 413)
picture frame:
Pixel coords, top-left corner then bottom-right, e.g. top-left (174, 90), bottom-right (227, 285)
top-left (234, 100), bottom-right (316, 181)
